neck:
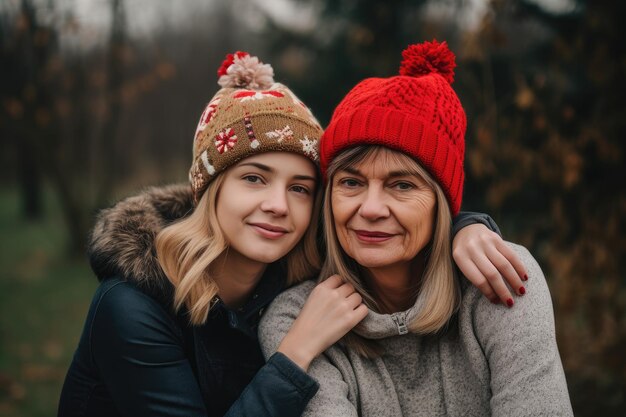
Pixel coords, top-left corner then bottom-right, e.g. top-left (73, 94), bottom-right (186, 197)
top-left (210, 250), bottom-right (267, 309)
top-left (364, 253), bottom-right (426, 314)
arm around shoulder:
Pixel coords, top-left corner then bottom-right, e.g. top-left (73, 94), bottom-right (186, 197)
top-left (465, 243), bottom-right (573, 416)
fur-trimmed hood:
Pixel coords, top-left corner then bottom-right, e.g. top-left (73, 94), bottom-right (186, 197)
top-left (88, 183), bottom-right (194, 307)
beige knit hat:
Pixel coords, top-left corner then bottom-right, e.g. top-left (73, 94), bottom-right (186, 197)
top-left (188, 51), bottom-right (323, 203)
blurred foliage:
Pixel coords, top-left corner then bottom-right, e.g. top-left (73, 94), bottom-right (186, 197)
top-left (0, 186), bottom-right (96, 417)
top-left (0, 0), bottom-right (624, 415)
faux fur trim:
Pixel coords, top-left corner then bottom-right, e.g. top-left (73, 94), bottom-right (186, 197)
top-left (88, 183), bottom-right (194, 307)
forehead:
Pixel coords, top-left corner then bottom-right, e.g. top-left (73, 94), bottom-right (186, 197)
top-left (348, 148), bottom-right (423, 179)
top-left (235, 152), bottom-right (317, 176)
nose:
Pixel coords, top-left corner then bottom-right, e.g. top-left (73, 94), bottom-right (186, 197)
top-left (260, 186), bottom-right (289, 217)
top-left (358, 184), bottom-right (389, 221)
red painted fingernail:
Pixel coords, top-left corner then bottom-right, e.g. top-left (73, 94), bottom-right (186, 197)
top-left (506, 298), bottom-right (514, 307)
top-left (523, 274), bottom-right (528, 281)
top-left (519, 286), bottom-right (526, 295)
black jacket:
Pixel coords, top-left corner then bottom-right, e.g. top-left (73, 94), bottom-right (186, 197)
top-left (57, 184), bottom-right (500, 417)
top-left (58, 184), bottom-right (318, 417)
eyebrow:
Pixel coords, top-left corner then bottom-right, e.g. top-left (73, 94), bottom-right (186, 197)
top-left (340, 167), bottom-right (422, 179)
top-left (238, 162), bottom-right (316, 182)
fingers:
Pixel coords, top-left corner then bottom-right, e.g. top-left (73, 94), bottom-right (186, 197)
top-left (284, 276), bottom-right (367, 366)
top-left (322, 274), bottom-right (344, 288)
top-left (318, 275), bottom-right (359, 299)
top-left (453, 224), bottom-right (530, 308)
top-left (352, 303), bottom-right (369, 322)
top-left (485, 245), bottom-right (526, 297)
top-left (473, 253), bottom-right (516, 307)
top-left (346, 291), bottom-right (363, 310)
top-left (495, 239), bottom-right (529, 283)
top-left (455, 255), bottom-right (500, 304)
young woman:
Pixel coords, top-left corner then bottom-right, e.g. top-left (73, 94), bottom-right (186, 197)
top-left (259, 41), bottom-right (573, 416)
top-left (58, 51), bottom-right (524, 417)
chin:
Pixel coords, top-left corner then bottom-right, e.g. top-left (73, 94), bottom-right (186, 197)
top-left (350, 255), bottom-right (396, 269)
top-left (244, 251), bottom-right (283, 264)
top-left (243, 242), bottom-right (297, 264)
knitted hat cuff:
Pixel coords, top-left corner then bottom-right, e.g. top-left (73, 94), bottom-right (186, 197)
top-left (321, 106), bottom-right (463, 215)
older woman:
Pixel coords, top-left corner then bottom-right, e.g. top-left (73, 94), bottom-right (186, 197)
top-left (259, 41), bottom-right (573, 416)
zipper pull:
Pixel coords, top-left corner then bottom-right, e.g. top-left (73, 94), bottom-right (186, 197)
top-left (391, 312), bottom-right (409, 335)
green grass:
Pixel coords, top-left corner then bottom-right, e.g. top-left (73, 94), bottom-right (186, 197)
top-left (0, 187), bottom-right (96, 417)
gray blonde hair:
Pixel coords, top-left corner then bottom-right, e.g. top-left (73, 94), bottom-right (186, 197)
top-left (156, 172), bottom-right (322, 325)
top-left (320, 146), bottom-right (460, 357)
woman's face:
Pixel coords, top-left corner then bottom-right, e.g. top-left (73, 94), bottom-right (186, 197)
top-left (331, 150), bottom-right (436, 271)
top-left (216, 152), bottom-right (317, 265)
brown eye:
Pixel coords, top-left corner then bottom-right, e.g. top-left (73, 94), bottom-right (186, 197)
top-left (243, 175), bottom-right (264, 184)
top-left (290, 185), bottom-right (310, 195)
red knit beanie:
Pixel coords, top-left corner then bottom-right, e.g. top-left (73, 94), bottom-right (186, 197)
top-left (321, 40), bottom-right (466, 215)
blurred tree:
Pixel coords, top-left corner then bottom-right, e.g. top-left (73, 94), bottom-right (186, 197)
top-left (460, 1), bottom-right (626, 414)
top-left (1, 0), bottom-right (51, 220)
top-left (95, 0), bottom-right (127, 206)
top-left (1, 0), bottom-right (180, 253)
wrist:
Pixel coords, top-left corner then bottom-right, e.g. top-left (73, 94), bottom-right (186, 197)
top-left (277, 335), bottom-right (315, 372)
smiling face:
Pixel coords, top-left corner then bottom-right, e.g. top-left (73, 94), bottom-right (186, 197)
top-left (215, 152), bottom-right (318, 266)
top-left (330, 147), bottom-right (436, 272)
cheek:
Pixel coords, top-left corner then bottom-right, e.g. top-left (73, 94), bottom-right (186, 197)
top-left (331, 200), bottom-right (349, 237)
top-left (291, 198), bottom-right (314, 235)
top-left (330, 194), bottom-right (350, 226)
top-left (403, 195), bottom-right (436, 242)
top-left (331, 202), bottom-right (353, 252)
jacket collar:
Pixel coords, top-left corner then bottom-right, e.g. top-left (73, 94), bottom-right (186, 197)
top-left (88, 184), bottom-right (195, 308)
top-left (210, 262), bottom-right (285, 337)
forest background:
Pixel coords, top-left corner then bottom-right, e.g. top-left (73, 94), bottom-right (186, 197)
top-left (1, 0), bottom-right (624, 415)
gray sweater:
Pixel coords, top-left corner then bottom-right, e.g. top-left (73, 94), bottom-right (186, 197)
top-left (259, 243), bottom-right (573, 416)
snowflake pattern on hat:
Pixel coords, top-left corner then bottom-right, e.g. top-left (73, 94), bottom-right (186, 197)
top-left (215, 128), bottom-right (238, 153)
top-left (265, 125), bottom-right (294, 143)
top-left (195, 96), bottom-right (221, 140)
top-left (233, 90), bottom-right (284, 102)
top-left (300, 136), bottom-right (318, 160)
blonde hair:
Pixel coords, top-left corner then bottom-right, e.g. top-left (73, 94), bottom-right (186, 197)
top-left (156, 172), bottom-right (322, 325)
top-left (321, 146), bottom-right (461, 357)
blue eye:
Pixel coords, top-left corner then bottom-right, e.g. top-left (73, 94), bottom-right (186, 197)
top-left (340, 178), bottom-right (360, 188)
top-left (394, 182), bottom-right (414, 190)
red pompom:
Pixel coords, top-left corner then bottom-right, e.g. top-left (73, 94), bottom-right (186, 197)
top-left (217, 51), bottom-right (249, 77)
top-left (399, 40), bottom-right (456, 84)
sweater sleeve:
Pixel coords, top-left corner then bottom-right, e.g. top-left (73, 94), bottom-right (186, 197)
top-left (466, 243), bottom-right (573, 417)
top-left (91, 281), bottom-right (319, 417)
top-left (452, 211), bottom-right (502, 237)
top-left (259, 281), bottom-right (359, 417)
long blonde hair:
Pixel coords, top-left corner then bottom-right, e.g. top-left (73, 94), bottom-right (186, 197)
top-left (156, 171), bottom-right (322, 325)
top-left (321, 146), bottom-right (460, 356)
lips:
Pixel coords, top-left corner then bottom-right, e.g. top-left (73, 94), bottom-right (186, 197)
top-left (353, 229), bottom-right (396, 243)
top-left (249, 222), bottom-right (289, 239)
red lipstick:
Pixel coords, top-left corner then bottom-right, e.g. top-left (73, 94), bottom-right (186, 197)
top-left (353, 230), bottom-right (395, 243)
